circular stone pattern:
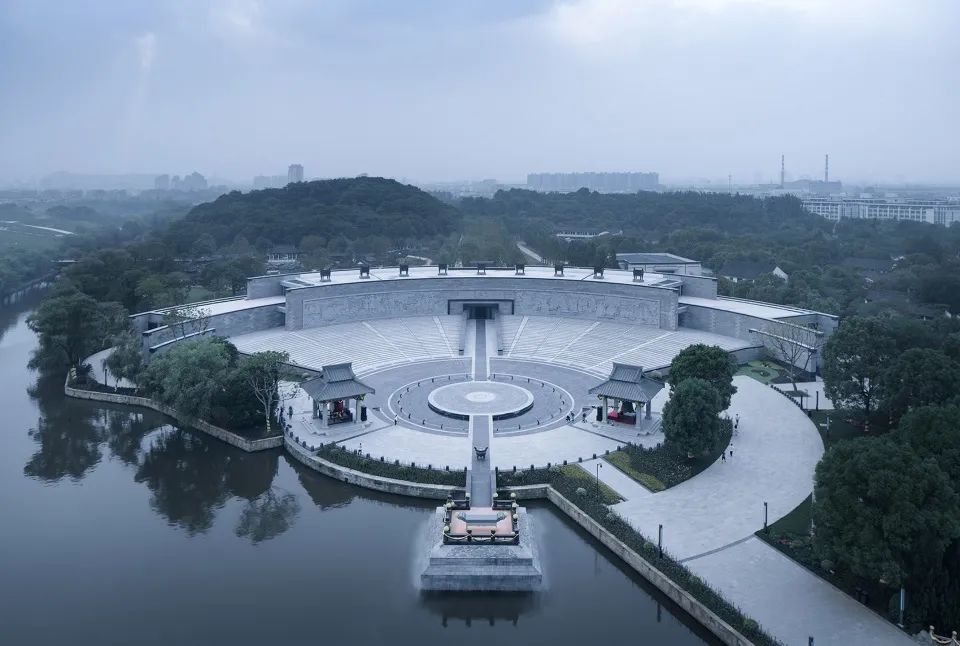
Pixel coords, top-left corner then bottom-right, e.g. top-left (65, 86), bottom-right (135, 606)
top-left (428, 381), bottom-right (535, 420)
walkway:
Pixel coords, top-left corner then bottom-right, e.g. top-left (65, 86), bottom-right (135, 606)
top-left (83, 347), bottom-right (135, 389)
top-left (516, 241), bottom-right (544, 263)
top-left (582, 377), bottom-right (912, 646)
top-left (468, 318), bottom-right (495, 505)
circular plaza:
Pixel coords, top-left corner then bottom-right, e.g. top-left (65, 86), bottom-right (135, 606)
top-left (427, 381), bottom-right (534, 419)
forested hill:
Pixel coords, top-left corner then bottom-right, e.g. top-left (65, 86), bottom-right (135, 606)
top-left (460, 188), bottom-right (824, 239)
top-left (165, 177), bottom-right (460, 252)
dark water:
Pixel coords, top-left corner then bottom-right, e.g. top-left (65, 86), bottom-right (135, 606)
top-left (0, 292), bottom-right (717, 646)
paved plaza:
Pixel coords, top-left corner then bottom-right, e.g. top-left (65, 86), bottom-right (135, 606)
top-left (229, 312), bottom-right (909, 645)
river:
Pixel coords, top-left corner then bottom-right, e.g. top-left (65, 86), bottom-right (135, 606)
top-left (0, 292), bottom-right (717, 645)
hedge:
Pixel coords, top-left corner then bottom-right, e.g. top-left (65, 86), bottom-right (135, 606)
top-left (316, 444), bottom-right (466, 487)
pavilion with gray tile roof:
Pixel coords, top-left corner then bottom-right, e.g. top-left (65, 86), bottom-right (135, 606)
top-left (301, 362), bottom-right (375, 426)
top-left (589, 362), bottom-right (664, 423)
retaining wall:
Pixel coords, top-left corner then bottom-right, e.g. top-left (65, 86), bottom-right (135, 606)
top-left (285, 438), bottom-right (461, 499)
top-left (139, 303), bottom-right (284, 353)
top-left (64, 383), bottom-right (283, 452)
top-left (546, 489), bottom-right (755, 646)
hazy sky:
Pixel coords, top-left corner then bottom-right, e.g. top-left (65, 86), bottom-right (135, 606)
top-left (1, 0), bottom-right (958, 185)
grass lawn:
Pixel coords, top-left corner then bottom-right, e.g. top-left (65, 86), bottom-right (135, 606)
top-left (604, 420), bottom-right (732, 491)
top-left (605, 451), bottom-right (666, 492)
top-left (735, 359), bottom-right (784, 384)
top-left (558, 464), bottom-right (623, 504)
top-left (809, 409), bottom-right (861, 448)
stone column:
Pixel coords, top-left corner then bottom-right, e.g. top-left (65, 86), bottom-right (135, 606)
top-left (645, 400), bottom-right (652, 420)
top-left (602, 397), bottom-right (608, 422)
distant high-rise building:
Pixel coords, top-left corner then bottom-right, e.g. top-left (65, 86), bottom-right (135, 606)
top-left (181, 171), bottom-right (208, 191)
top-left (288, 164), bottom-right (304, 184)
top-left (154, 174), bottom-right (170, 190)
top-left (526, 171), bottom-right (658, 193)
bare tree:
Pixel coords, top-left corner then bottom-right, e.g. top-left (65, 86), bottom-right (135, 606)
top-left (163, 305), bottom-right (211, 339)
top-left (759, 320), bottom-right (824, 394)
top-left (241, 351), bottom-right (293, 434)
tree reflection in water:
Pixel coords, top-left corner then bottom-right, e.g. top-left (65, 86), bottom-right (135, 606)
top-left (235, 488), bottom-right (301, 544)
top-left (24, 371), bottom-right (305, 543)
top-left (24, 375), bottom-right (109, 481)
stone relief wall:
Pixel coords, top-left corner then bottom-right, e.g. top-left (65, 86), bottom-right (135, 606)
top-left (285, 279), bottom-right (676, 330)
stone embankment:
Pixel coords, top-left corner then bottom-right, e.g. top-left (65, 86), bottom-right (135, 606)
top-left (64, 381), bottom-right (283, 452)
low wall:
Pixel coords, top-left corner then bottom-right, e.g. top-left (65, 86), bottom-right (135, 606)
top-left (285, 438), bottom-right (460, 499)
top-left (546, 489), bottom-right (755, 646)
top-left (677, 274), bottom-right (719, 298)
top-left (64, 382), bottom-right (283, 452)
top-left (140, 302), bottom-right (284, 353)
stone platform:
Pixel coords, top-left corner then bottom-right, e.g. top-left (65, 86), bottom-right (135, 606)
top-left (420, 507), bottom-right (542, 591)
top-left (427, 381), bottom-right (535, 420)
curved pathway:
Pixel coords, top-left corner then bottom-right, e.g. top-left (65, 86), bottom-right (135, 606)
top-left (585, 377), bottom-right (912, 646)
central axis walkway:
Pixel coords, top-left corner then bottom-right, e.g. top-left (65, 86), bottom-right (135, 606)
top-left (468, 319), bottom-right (495, 506)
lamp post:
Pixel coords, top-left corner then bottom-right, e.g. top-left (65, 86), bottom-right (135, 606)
top-left (595, 462), bottom-right (603, 501)
top-left (658, 523), bottom-right (663, 559)
top-left (764, 501), bottom-right (769, 534)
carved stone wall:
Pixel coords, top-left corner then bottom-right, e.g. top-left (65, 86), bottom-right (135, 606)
top-left (283, 277), bottom-right (678, 331)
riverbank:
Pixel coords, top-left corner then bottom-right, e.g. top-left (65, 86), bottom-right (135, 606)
top-left (65, 379), bottom-right (283, 452)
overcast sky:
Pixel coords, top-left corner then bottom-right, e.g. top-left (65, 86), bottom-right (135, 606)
top-left (1, 0), bottom-right (958, 185)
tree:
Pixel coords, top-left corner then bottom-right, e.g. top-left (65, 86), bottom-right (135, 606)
top-left (760, 320), bottom-right (824, 392)
top-left (661, 378), bottom-right (723, 457)
top-left (896, 406), bottom-right (960, 481)
top-left (883, 349), bottom-right (960, 423)
top-left (667, 344), bottom-right (737, 409)
top-left (821, 317), bottom-right (896, 430)
top-left (162, 304), bottom-right (211, 340)
top-left (240, 350), bottom-right (292, 433)
top-left (27, 287), bottom-right (127, 372)
top-left (140, 339), bottom-right (234, 419)
top-left (104, 331), bottom-right (144, 387)
top-left (813, 437), bottom-right (960, 589)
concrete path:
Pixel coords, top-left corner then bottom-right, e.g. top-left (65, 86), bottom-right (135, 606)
top-left (588, 377), bottom-right (912, 645)
top-left (470, 415), bottom-right (493, 505)
top-left (516, 241), bottom-right (544, 263)
top-left (468, 319), bottom-right (495, 505)
top-left (612, 377), bottom-right (822, 560)
top-left (686, 537), bottom-right (912, 646)
top-left (579, 458), bottom-right (652, 499)
top-left (83, 347), bottom-right (136, 389)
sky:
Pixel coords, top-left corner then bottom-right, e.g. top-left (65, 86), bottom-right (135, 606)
top-left (1, 0), bottom-right (958, 186)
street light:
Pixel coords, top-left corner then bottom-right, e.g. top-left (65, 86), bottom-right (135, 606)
top-left (658, 523), bottom-right (663, 559)
top-left (764, 501), bottom-right (769, 534)
top-left (595, 462), bottom-right (603, 501)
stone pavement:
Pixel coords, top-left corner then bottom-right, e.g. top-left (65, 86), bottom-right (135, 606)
top-left (686, 537), bottom-right (913, 646)
top-left (581, 377), bottom-right (912, 646)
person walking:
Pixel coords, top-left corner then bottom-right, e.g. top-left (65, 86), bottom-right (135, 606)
top-left (721, 451), bottom-right (726, 462)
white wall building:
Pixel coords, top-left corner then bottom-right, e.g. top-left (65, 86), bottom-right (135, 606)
top-left (803, 197), bottom-right (960, 226)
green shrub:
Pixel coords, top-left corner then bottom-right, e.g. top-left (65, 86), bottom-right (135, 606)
top-left (317, 444), bottom-right (466, 487)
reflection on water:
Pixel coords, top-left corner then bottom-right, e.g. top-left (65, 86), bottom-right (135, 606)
top-left (1, 293), bottom-right (717, 645)
top-left (421, 592), bottom-right (540, 627)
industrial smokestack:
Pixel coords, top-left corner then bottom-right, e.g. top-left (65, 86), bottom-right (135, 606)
top-left (780, 154), bottom-right (785, 188)
top-left (824, 154), bottom-right (829, 183)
